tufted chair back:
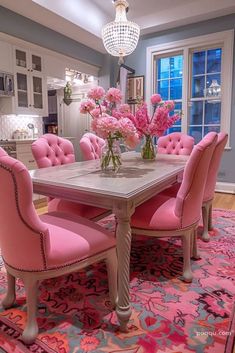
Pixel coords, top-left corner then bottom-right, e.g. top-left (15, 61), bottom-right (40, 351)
top-left (32, 134), bottom-right (75, 168)
top-left (157, 132), bottom-right (194, 155)
top-left (175, 132), bottom-right (217, 228)
top-left (80, 132), bottom-right (105, 160)
top-left (0, 147), bottom-right (50, 271)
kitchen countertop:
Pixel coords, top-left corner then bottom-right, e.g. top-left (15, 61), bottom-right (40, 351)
top-left (0, 136), bottom-right (75, 144)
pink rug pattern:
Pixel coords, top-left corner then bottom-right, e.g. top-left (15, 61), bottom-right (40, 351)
top-left (0, 208), bottom-right (234, 353)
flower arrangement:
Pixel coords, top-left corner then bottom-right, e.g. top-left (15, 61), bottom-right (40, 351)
top-left (133, 94), bottom-right (181, 159)
top-left (80, 87), bottom-right (139, 171)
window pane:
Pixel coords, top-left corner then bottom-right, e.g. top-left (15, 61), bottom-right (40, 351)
top-left (204, 126), bottom-right (220, 135)
top-left (205, 102), bottom-right (221, 124)
top-left (189, 101), bottom-right (203, 125)
top-left (206, 73), bottom-right (221, 88)
top-left (170, 55), bottom-right (183, 78)
top-left (207, 48), bottom-right (221, 73)
top-left (158, 57), bottom-right (169, 79)
top-left (193, 51), bottom-right (205, 75)
top-left (170, 102), bottom-right (182, 122)
top-left (158, 80), bottom-right (168, 100)
top-left (189, 126), bottom-right (202, 143)
top-left (170, 78), bottom-right (182, 99)
top-left (192, 76), bottom-right (205, 97)
top-left (167, 126), bottom-right (182, 134)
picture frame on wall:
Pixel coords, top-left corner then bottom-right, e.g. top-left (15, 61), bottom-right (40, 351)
top-left (127, 75), bottom-right (144, 103)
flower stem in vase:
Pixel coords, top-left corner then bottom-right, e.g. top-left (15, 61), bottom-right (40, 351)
top-left (141, 135), bottom-right (156, 160)
top-left (101, 137), bottom-right (122, 172)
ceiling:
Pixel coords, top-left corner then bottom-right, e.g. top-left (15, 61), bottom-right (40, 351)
top-left (0, 0), bottom-right (235, 53)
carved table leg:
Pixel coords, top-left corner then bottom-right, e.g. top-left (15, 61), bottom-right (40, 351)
top-left (113, 201), bottom-right (134, 332)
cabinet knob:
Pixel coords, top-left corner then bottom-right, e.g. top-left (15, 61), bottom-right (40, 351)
top-left (31, 69), bottom-right (33, 72)
top-left (27, 69), bottom-right (30, 71)
top-left (29, 104), bottom-right (32, 107)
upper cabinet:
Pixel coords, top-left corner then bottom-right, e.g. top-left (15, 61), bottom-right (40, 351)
top-left (13, 46), bottom-right (48, 116)
top-left (0, 41), bottom-right (13, 73)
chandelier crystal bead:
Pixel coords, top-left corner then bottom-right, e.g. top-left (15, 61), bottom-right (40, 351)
top-left (102, 0), bottom-right (140, 63)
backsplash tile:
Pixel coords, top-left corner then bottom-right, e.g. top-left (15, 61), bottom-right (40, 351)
top-left (0, 115), bottom-right (43, 139)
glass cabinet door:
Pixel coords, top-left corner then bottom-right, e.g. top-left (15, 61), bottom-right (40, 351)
top-left (16, 73), bottom-right (28, 108)
top-left (31, 54), bottom-right (42, 72)
top-left (32, 76), bottom-right (43, 109)
top-left (15, 49), bottom-right (27, 69)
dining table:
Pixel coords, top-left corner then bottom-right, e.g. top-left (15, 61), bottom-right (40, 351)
top-left (30, 151), bottom-right (188, 331)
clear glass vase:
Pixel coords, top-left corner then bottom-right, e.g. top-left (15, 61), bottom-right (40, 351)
top-left (141, 135), bottom-right (156, 160)
top-left (100, 138), bottom-right (122, 173)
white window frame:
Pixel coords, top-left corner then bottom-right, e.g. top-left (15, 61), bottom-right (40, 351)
top-left (146, 30), bottom-right (234, 147)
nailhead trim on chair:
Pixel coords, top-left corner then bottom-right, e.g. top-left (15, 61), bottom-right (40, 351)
top-left (3, 245), bottom-right (115, 273)
top-left (0, 162), bottom-right (47, 270)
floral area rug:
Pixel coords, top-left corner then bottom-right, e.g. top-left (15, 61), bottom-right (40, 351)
top-left (0, 209), bottom-right (234, 353)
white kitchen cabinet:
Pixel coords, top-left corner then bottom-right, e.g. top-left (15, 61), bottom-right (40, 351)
top-left (13, 46), bottom-right (48, 116)
top-left (0, 41), bottom-right (13, 73)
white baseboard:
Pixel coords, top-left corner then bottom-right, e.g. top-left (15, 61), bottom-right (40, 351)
top-left (215, 182), bottom-right (235, 194)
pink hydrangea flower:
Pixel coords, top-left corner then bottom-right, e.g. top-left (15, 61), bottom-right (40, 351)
top-left (151, 94), bottom-right (162, 105)
top-left (119, 118), bottom-right (138, 137)
top-left (95, 116), bottom-right (120, 139)
top-left (105, 88), bottom-right (122, 104)
top-left (87, 86), bottom-right (105, 101)
top-left (90, 106), bottom-right (106, 118)
top-left (119, 104), bottom-right (131, 114)
top-left (80, 100), bottom-right (96, 114)
top-left (111, 109), bottom-right (122, 120)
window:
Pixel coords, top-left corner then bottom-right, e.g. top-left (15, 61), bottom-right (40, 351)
top-left (157, 54), bottom-right (183, 133)
top-left (189, 48), bottom-right (222, 142)
top-left (147, 30), bottom-right (234, 145)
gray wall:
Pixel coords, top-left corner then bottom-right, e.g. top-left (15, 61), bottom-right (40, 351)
top-left (125, 14), bottom-right (235, 184)
top-left (0, 5), bottom-right (104, 68)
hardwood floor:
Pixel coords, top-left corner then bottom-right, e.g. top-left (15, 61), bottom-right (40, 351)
top-left (213, 192), bottom-right (235, 211)
top-left (35, 193), bottom-right (235, 214)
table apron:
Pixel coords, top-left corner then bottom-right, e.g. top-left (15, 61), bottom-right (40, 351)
top-left (33, 173), bottom-right (178, 210)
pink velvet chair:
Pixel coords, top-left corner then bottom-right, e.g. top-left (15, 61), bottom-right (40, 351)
top-left (32, 134), bottom-right (108, 220)
top-left (159, 132), bottom-right (228, 242)
top-left (80, 132), bottom-right (105, 160)
top-left (0, 148), bottom-right (117, 344)
top-left (157, 132), bottom-right (194, 155)
top-left (201, 132), bottom-right (228, 241)
top-left (131, 132), bottom-right (217, 282)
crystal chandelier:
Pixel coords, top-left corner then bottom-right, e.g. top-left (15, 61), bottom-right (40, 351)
top-left (204, 79), bottom-right (221, 103)
top-left (102, 0), bottom-right (140, 64)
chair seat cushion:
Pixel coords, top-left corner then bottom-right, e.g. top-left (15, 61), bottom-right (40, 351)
top-left (40, 212), bottom-right (116, 269)
top-left (131, 194), bottom-right (181, 231)
top-left (48, 198), bottom-right (107, 220)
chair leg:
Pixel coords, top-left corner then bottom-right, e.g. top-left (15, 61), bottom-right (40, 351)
top-left (106, 249), bottom-right (118, 308)
top-left (21, 276), bottom-right (39, 345)
top-left (182, 231), bottom-right (193, 283)
top-left (202, 203), bottom-right (210, 242)
top-left (2, 271), bottom-right (16, 309)
top-left (208, 203), bottom-right (213, 231)
top-left (192, 228), bottom-right (201, 260)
